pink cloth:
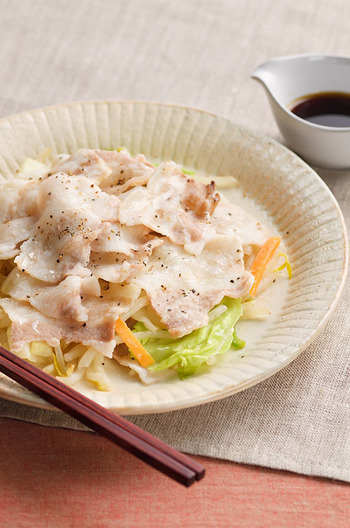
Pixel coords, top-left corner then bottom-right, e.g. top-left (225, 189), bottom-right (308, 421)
top-left (1, 417), bottom-right (350, 527)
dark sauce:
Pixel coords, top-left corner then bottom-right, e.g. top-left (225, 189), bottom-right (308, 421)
top-left (289, 91), bottom-right (350, 128)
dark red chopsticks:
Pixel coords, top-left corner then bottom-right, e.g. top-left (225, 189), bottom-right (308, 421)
top-left (0, 345), bottom-right (205, 486)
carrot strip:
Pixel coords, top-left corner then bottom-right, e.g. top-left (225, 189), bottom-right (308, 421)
top-left (115, 318), bottom-right (154, 368)
top-left (249, 236), bottom-right (281, 297)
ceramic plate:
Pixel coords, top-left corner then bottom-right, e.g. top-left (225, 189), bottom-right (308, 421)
top-left (0, 101), bottom-right (348, 414)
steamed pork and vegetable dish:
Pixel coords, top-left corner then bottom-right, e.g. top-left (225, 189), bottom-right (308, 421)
top-left (0, 148), bottom-right (291, 389)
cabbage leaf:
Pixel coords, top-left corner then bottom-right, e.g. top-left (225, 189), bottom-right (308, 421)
top-left (132, 297), bottom-right (244, 380)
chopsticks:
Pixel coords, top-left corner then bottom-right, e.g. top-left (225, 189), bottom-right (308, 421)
top-left (0, 345), bottom-right (205, 486)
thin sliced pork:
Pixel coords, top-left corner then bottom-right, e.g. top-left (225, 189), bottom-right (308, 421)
top-left (211, 198), bottom-right (269, 253)
top-left (4, 269), bottom-right (100, 322)
top-left (14, 172), bottom-right (120, 282)
top-left (0, 217), bottom-right (37, 260)
top-left (131, 237), bottom-right (254, 337)
top-left (0, 293), bottom-right (131, 357)
top-left (51, 149), bottom-right (112, 184)
top-left (119, 161), bottom-right (219, 255)
top-left (52, 148), bottom-right (155, 195)
top-left (97, 149), bottom-right (155, 195)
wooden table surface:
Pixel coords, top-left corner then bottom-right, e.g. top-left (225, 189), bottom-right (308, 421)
top-left (1, 417), bottom-right (349, 528)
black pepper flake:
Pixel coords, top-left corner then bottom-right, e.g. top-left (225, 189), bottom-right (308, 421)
top-left (82, 322), bottom-right (87, 327)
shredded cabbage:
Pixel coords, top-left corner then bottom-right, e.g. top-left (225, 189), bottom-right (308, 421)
top-left (132, 297), bottom-right (244, 380)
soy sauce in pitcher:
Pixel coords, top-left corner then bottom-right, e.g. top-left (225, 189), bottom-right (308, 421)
top-left (289, 91), bottom-right (350, 127)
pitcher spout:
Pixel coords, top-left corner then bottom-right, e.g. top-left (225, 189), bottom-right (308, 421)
top-left (251, 58), bottom-right (288, 104)
top-left (251, 62), bottom-right (275, 92)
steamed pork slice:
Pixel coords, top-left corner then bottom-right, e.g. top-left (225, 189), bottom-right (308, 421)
top-left (97, 149), bottom-right (156, 195)
top-left (179, 179), bottom-right (220, 217)
top-left (88, 222), bottom-right (163, 281)
top-left (90, 222), bottom-right (162, 256)
top-left (119, 162), bottom-right (219, 255)
top-left (0, 217), bottom-right (37, 260)
top-left (33, 171), bottom-right (121, 222)
top-left (51, 149), bottom-right (112, 184)
top-left (14, 172), bottom-right (120, 282)
top-left (131, 236), bottom-right (254, 337)
top-left (88, 252), bottom-right (144, 282)
top-left (88, 237), bottom-right (163, 283)
top-left (211, 198), bottom-right (269, 253)
top-left (0, 179), bottom-right (39, 223)
top-left (51, 148), bottom-right (156, 194)
top-left (3, 268), bottom-right (100, 322)
top-left (146, 162), bottom-right (220, 219)
top-left (0, 296), bottom-right (126, 358)
top-left (0, 180), bottom-right (40, 259)
top-left (16, 231), bottom-right (92, 283)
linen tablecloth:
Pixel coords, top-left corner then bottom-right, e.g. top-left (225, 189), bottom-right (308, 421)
top-left (0, 0), bottom-right (350, 483)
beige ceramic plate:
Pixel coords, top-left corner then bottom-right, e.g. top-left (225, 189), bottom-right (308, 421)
top-left (0, 101), bottom-right (348, 414)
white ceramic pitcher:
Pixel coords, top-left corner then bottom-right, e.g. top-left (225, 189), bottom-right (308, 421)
top-left (252, 54), bottom-right (350, 169)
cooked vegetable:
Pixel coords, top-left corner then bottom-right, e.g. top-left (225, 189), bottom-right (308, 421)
top-left (115, 318), bottom-right (155, 368)
top-left (274, 252), bottom-right (292, 279)
top-left (52, 351), bottom-right (66, 377)
top-left (133, 298), bottom-right (244, 379)
top-left (249, 236), bottom-right (281, 297)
